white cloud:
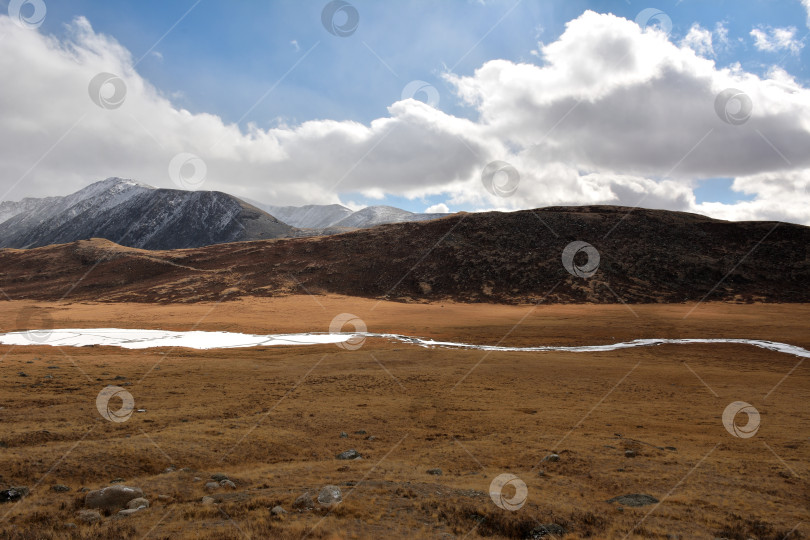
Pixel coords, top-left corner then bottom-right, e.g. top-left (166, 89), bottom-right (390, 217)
top-left (425, 202), bottom-right (449, 213)
top-left (714, 22), bottom-right (730, 51)
top-left (681, 24), bottom-right (714, 57)
top-left (1, 11), bottom-right (810, 225)
top-left (750, 26), bottom-right (804, 54)
top-left (803, 0), bottom-right (810, 29)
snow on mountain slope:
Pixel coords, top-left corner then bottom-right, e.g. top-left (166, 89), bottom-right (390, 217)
top-left (331, 205), bottom-right (449, 228)
top-left (264, 204), bottom-right (354, 229)
top-left (0, 178), bottom-right (293, 249)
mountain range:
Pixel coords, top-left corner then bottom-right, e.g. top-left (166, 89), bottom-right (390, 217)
top-left (0, 206), bottom-right (806, 304)
top-left (0, 178), bottom-right (449, 249)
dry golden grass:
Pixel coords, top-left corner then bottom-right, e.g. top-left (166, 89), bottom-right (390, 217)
top-left (0, 298), bottom-right (807, 539)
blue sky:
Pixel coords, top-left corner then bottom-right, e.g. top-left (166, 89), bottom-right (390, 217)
top-left (2, 0), bottom-right (809, 220)
top-left (37, 0), bottom-right (808, 130)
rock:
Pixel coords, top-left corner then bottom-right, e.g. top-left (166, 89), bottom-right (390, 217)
top-left (427, 468), bottom-right (443, 476)
top-left (336, 449), bottom-right (361, 460)
top-left (51, 484), bottom-right (70, 493)
top-left (77, 509), bottom-right (102, 524)
top-left (163, 466), bottom-right (176, 474)
top-left (292, 492), bottom-right (314, 510)
top-left (127, 497), bottom-right (149, 510)
top-left (157, 494), bottom-right (170, 502)
top-left (541, 453), bottom-right (560, 462)
top-left (201, 496), bottom-right (216, 505)
top-left (339, 431), bottom-right (348, 438)
top-left (204, 482), bottom-right (219, 491)
top-left (317, 485), bottom-right (342, 509)
top-left (366, 435), bottom-right (376, 441)
top-left (117, 507), bottom-right (144, 516)
top-left (110, 478), bottom-right (125, 484)
top-left (210, 473), bottom-right (229, 482)
top-left (625, 450), bottom-right (636, 458)
top-left (17, 372), bottom-right (27, 377)
top-left (192, 477), bottom-right (201, 482)
top-left (219, 479), bottom-right (236, 489)
top-left (354, 430), bottom-right (367, 435)
top-left (0, 487), bottom-right (28, 503)
top-left (606, 494), bottom-right (659, 507)
top-left (84, 485), bottom-right (144, 513)
top-left (527, 524), bottom-right (567, 538)
top-left (271, 505), bottom-right (286, 516)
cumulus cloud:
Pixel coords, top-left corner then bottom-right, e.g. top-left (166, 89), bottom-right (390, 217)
top-left (681, 24), bottom-right (714, 57)
top-left (750, 26), bottom-right (804, 54)
top-left (425, 202), bottom-right (450, 213)
top-left (1, 11), bottom-right (810, 224)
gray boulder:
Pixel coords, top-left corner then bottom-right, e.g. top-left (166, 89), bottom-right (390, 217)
top-left (77, 509), bottom-right (102, 524)
top-left (336, 449), bottom-right (361, 460)
top-left (292, 492), bottom-right (314, 510)
top-left (317, 485), bottom-right (342, 509)
top-left (84, 485), bottom-right (144, 513)
top-left (607, 493), bottom-right (659, 507)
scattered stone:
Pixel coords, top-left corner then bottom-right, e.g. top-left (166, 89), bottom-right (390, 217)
top-left (606, 494), bottom-right (659, 507)
top-left (163, 466), bottom-right (176, 474)
top-left (271, 505), bottom-right (286, 516)
top-left (292, 492), bottom-right (314, 511)
top-left (339, 431), bottom-right (348, 438)
top-left (85, 485), bottom-right (144, 513)
top-left (77, 509), bottom-right (102, 524)
top-left (211, 473), bottom-right (229, 482)
top-left (427, 468), bottom-right (443, 476)
top-left (192, 477), bottom-right (201, 482)
top-left (201, 496), bottom-right (216, 505)
top-left (127, 497), bottom-right (149, 510)
top-left (118, 507), bottom-right (144, 516)
top-left (219, 479), bottom-right (236, 489)
top-left (336, 449), bottom-right (361, 460)
top-left (110, 478), bottom-right (125, 484)
top-left (366, 435), bottom-right (376, 441)
top-left (17, 372), bottom-right (27, 377)
top-left (157, 495), bottom-right (170, 502)
top-left (0, 487), bottom-right (28, 503)
top-left (317, 485), bottom-right (342, 509)
top-left (541, 453), bottom-right (560, 463)
top-left (527, 524), bottom-right (567, 538)
top-left (624, 450), bottom-right (636, 458)
top-left (43, 374), bottom-right (53, 380)
top-left (113, 375), bottom-right (126, 380)
top-left (354, 430), bottom-right (367, 435)
top-left (51, 484), bottom-right (70, 493)
top-left (204, 482), bottom-right (219, 491)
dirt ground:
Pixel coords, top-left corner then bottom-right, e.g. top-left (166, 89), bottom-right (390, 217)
top-left (0, 297), bottom-right (807, 539)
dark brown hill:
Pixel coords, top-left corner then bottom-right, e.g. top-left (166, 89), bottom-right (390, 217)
top-left (0, 206), bottom-right (807, 304)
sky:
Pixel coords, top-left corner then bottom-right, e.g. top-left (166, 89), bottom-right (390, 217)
top-left (1, 0), bottom-right (809, 222)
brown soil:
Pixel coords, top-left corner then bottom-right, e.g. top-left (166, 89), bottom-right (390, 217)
top-left (0, 298), bottom-right (807, 539)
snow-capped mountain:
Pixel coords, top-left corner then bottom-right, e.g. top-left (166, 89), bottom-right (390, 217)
top-left (263, 204), bottom-right (354, 229)
top-left (260, 203), bottom-right (449, 229)
top-left (331, 205), bottom-right (448, 228)
top-left (0, 178), bottom-right (292, 249)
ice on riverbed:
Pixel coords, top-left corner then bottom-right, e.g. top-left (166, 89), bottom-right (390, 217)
top-left (0, 329), bottom-right (808, 359)
top-left (0, 328), bottom-right (355, 350)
